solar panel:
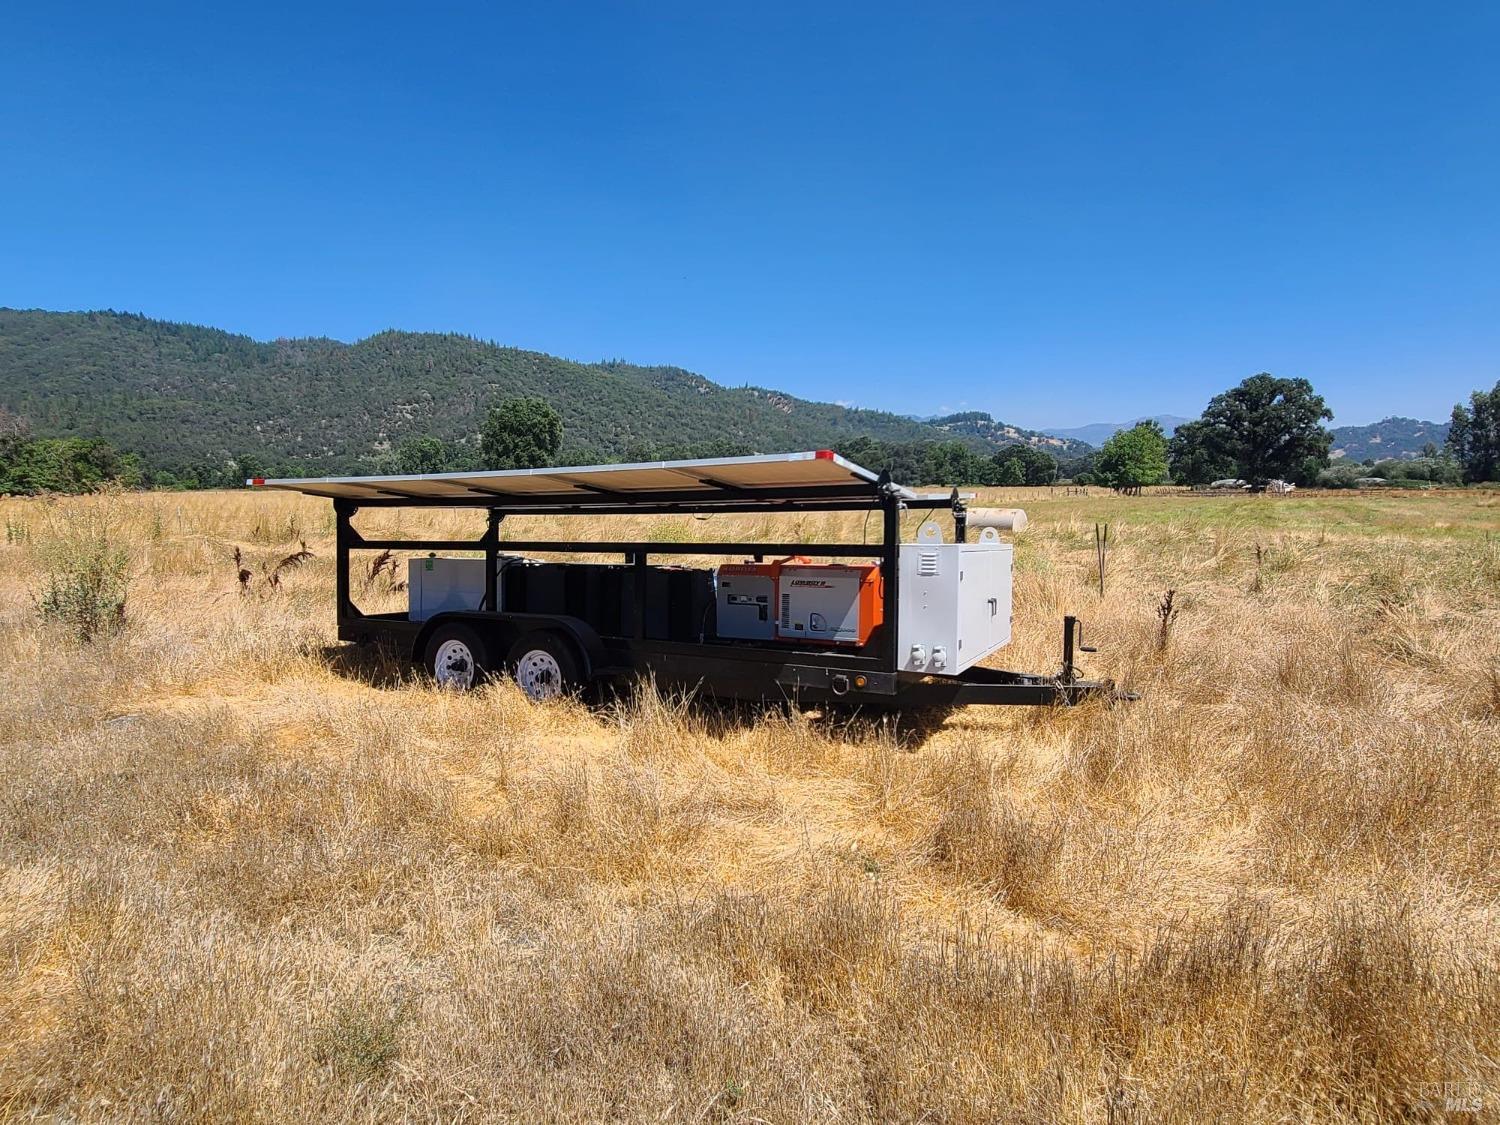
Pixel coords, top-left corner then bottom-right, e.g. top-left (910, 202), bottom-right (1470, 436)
top-left (249, 449), bottom-right (922, 504)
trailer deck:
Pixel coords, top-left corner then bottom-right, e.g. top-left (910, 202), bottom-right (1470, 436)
top-left (250, 451), bottom-right (1119, 708)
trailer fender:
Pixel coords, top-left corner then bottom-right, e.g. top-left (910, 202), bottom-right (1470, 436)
top-left (412, 612), bottom-right (607, 680)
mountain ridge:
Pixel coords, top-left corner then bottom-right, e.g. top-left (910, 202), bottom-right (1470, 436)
top-left (924, 411), bottom-right (1092, 457)
top-left (0, 309), bottom-right (1073, 476)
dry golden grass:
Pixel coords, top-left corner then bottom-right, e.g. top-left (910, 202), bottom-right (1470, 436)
top-left (1, 486), bottom-right (1497, 1122)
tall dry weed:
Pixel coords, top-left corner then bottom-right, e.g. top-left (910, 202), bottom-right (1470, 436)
top-left (33, 494), bottom-right (130, 640)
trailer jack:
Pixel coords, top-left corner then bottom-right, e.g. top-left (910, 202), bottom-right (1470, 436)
top-left (1060, 615), bottom-right (1095, 685)
top-left (1058, 615), bottom-right (1135, 704)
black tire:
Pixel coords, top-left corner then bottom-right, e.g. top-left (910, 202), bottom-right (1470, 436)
top-left (423, 623), bottom-right (491, 691)
top-left (506, 631), bottom-right (583, 703)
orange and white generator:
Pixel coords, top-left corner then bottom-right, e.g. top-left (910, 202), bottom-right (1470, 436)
top-left (716, 558), bottom-right (884, 646)
top-left (775, 561), bottom-right (883, 646)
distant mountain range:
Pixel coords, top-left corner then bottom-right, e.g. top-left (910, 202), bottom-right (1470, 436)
top-left (1328, 416), bottom-right (1450, 462)
top-left (0, 309), bottom-right (1077, 476)
top-left (1040, 415), bottom-right (1192, 446)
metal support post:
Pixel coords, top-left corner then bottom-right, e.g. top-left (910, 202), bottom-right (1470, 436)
top-left (633, 550), bottom-right (649, 640)
top-left (334, 500), bottom-right (360, 621)
top-left (483, 508), bottom-right (504, 610)
top-left (881, 490), bottom-right (901, 672)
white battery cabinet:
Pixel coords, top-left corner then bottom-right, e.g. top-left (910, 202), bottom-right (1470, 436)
top-left (896, 541), bottom-right (1013, 674)
top-left (408, 557), bottom-right (488, 621)
top-left (407, 556), bottom-right (530, 621)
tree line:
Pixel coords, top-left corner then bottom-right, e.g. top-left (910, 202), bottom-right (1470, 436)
top-left (832, 437), bottom-right (1069, 488)
top-left (1096, 374), bottom-right (1499, 491)
top-left (1448, 381), bottom-right (1500, 483)
top-left (389, 401), bottom-right (1079, 488)
top-left (5, 377), bottom-right (1500, 495)
top-left (387, 399), bottom-right (759, 475)
top-left (0, 409), bottom-right (144, 494)
top-left (328, 375), bottom-right (1500, 491)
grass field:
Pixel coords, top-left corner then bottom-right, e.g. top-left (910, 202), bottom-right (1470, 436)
top-left (1, 486), bottom-right (1497, 1122)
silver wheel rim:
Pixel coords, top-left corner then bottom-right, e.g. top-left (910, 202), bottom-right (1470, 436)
top-left (433, 638), bottom-right (476, 689)
top-left (515, 649), bottom-right (564, 701)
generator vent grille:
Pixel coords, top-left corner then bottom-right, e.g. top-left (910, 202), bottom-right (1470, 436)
top-left (779, 592), bottom-right (791, 629)
top-left (918, 550), bottom-right (940, 576)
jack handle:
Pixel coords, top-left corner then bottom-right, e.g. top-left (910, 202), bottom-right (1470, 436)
top-left (1060, 615), bottom-right (1097, 684)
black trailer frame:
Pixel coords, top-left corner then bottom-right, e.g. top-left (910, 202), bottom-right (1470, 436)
top-left (309, 464), bottom-right (1117, 708)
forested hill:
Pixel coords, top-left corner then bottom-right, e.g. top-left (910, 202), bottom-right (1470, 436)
top-left (0, 309), bottom-right (1062, 477)
top-left (925, 411), bottom-right (1092, 458)
top-left (1329, 416), bottom-right (1450, 462)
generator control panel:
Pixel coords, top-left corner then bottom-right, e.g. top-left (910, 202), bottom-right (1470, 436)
top-left (715, 562), bottom-right (778, 641)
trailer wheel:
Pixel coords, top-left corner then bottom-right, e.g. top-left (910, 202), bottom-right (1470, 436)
top-left (424, 623), bottom-right (490, 691)
top-left (507, 632), bottom-right (581, 703)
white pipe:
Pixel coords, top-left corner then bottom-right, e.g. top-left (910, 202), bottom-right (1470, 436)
top-left (967, 507), bottom-right (1028, 532)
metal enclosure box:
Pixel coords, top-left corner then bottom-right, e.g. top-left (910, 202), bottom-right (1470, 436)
top-left (408, 558), bottom-right (487, 621)
top-left (715, 564), bottom-right (777, 640)
top-left (408, 555), bottom-right (530, 621)
top-left (896, 542), bottom-right (1012, 674)
top-left (776, 563), bottom-right (882, 646)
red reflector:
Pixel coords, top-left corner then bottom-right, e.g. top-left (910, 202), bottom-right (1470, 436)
top-left (814, 449), bottom-right (835, 460)
top-left (251, 478), bottom-right (266, 486)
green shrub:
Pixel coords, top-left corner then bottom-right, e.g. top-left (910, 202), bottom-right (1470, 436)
top-left (1316, 463), bottom-right (1364, 489)
top-left (1369, 456), bottom-right (1463, 484)
top-left (312, 999), bottom-right (406, 1078)
top-left (35, 503), bottom-right (130, 641)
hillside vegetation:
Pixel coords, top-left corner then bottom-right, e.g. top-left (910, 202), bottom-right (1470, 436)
top-left (1331, 416), bottom-right (1451, 462)
top-left (924, 410), bottom-right (1092, 456)
top-left (0, 487), bottom-right (1496, 1120)
top-left (0, 309), bottom-right (1070, 478)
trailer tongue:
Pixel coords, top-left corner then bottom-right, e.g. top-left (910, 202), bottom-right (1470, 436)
top-left (250, 450), bottom-right (1120, 708)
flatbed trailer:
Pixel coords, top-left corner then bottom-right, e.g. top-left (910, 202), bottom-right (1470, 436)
top-left (250, 451), bottom-right (1119, 709)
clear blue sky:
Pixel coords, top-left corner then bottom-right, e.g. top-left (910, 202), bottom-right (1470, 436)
top-left (3, 2), bottom-right (1496, 429)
